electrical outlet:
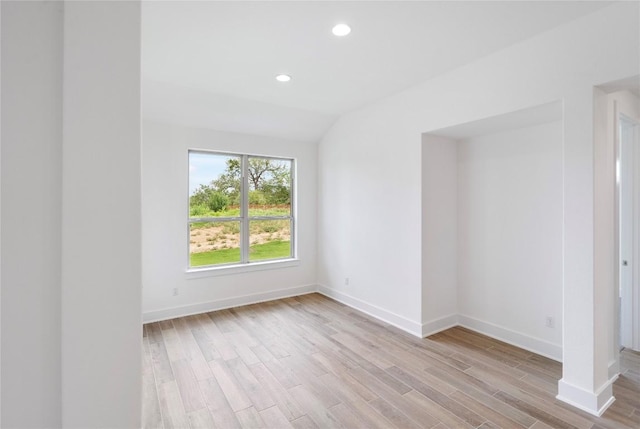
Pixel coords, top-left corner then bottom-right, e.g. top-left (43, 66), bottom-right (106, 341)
top-left (545, 316), bottom-right (554, 328)
top-left (172, 287), bottom-right (179, 296)
top-left (344, 277), bottom-right (350, 286)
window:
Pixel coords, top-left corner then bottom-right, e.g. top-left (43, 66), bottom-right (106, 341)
top-left (188, 150), bottom-right (295, 269)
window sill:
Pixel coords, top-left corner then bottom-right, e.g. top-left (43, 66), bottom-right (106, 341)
top-left (185, 258), bottom-right (300, 279)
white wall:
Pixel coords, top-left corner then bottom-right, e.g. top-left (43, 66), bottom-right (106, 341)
top-left (61, 2), bottom-right (142, 426)
top-left (318, 118), bottom-right (423, 333)
top-left (1, 3), bottom-right (3, 423)
top-left (318, 1), bottom-right (638, 415)
top-left (142, 121), bottom-right (317, 321)
top-left (457, 121), bottom-right (563, 359)
top-left (421, 135), bottom-right (458, 335)
top-left (1, 2), bottom-right (63, 426)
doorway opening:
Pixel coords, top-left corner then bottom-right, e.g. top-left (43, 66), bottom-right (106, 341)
top-left (618, 112), bottom-right (639, 352)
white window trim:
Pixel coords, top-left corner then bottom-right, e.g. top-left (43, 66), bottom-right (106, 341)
top-left (186, 258), bottom-right (300, 279)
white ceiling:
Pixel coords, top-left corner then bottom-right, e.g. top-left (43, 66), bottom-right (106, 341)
top-left (142, 1), bottom-right (610, 142)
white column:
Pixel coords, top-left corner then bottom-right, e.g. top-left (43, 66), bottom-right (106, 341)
top-left (61, 1), bottom-right (142, 427)
top-left (557, 92), bottom-right (615, 416)
top-left (1, 2), bottom-right (63, 426)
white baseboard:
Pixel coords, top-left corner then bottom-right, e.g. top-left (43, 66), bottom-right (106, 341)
top-left (143, 284), bottom-right (317, 323)
top-left (317, 285), bottom-right (423, 337)
top-left (458, 314), bottom-right (563, 362)
top-left (557, 377), bottom-right (616, 416)
top-left (422, 314), bottom-right (459, 337)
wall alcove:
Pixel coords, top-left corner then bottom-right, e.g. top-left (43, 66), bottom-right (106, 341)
top-left (421, 101), bottom-right (564, 361)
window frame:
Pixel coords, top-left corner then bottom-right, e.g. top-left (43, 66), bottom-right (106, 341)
top-left (187, 150), bottom-right (296, 271)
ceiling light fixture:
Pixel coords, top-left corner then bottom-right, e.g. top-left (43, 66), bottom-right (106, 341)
top-left (275, 74), bottom-right (291, 82)
top-left (332, 23), bottom-right (351, 37)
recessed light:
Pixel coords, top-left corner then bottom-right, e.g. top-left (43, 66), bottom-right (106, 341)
top-left (276, 74), bottom-right (291, 82)
top-left (332, 23), bottom-right (351, 37)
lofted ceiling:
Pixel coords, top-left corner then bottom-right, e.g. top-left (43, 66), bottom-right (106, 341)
top-left (142, 1), bottom-right (610, 142)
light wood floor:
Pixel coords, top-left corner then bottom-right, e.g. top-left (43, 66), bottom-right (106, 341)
top-left (143, 293), bottom-right (640, 429)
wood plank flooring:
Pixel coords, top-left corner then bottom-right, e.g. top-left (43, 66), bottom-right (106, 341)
top-left (142, 293), bottom-right (640, 428)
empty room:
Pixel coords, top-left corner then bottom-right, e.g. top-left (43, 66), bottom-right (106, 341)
top-left (1, 1), bottom-right (640, 428)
